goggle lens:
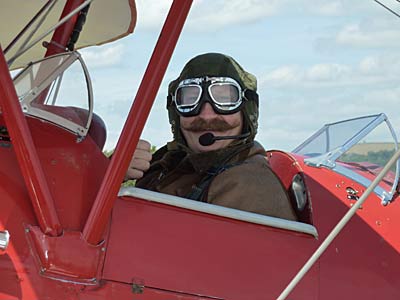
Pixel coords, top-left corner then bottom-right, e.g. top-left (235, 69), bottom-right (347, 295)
top-left (174, 77), bottom-right (243, 116)
top-left (175, 85), bottom-right (201, 107)
top-left (209, 83), bottom-right (240, 105)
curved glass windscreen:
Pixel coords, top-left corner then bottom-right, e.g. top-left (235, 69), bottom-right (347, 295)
top-left (293, 115), bottom-right (379, 157)
top-left (293, 114), bottom-right (399, 204)
top-left (12, 51), bottom-right (93, 139)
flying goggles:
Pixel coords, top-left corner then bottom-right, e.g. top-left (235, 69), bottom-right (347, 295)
top-left (171, 77), bottom-right (257, 117)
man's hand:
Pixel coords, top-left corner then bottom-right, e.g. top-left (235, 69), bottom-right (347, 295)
top-left (125, 139), bottom-right (152, 180)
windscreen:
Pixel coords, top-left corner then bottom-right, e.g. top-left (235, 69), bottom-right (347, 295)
top-left (13, 52), bottom-right (92, 137)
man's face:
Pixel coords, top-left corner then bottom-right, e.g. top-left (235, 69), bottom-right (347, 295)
top-left (180, 102), bottom-right (243, 153)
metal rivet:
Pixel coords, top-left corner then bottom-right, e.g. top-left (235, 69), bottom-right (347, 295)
top-left (132, 283), bottom-right (144, 294)
top-left (131, 278), bottom-right (145, 294)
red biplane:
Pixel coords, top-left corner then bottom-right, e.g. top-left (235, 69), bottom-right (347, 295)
top-left (0, 1), bottom-right (399, 300)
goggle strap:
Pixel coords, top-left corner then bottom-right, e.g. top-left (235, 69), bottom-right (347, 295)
top-left (244, 89), bottom-right (259, 106)
top-left (167, 94), bottom-right (173, 108)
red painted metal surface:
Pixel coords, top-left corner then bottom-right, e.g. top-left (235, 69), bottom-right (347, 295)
top-left (0, 114), bottom-right (109, 299)
top-left (103, 197), bottom-right (319, 300)
top-left (293, 154), bottom-right (400, 299)
top-left (0, 48), bottom-right (61, 237)
top-left (0, 113), bottom-right (107, 233)
top-left (25, 114), bottom-right (109, 231)
top-left (26, 226), bottom-right (105, 282)
top-left (83, 0), bottom-right (193, 245)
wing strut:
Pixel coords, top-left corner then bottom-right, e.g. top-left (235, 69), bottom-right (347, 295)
top-left (83, 0), bottom-right (193, 245)
top-left (0, 47), bottom-right (62, 236)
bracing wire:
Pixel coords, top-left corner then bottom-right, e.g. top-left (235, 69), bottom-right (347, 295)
top-left (373, 0), bottom-right (400, 18)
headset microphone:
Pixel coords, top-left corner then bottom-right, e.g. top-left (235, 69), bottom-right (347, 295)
top-left (199, 132), bottom-right (250, 146)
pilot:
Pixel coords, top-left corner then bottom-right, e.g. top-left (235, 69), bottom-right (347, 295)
top-left (126, 52), bottom-right (296, 220)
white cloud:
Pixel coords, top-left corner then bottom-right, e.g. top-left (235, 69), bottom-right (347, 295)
top-left (260, 53), bottom-right (400, 90)
top-left (299, 2), bottom-right (400, 52)
top-left (260, 66), bottom-right (302, 87)
top-left (187, 0), bottom-right (280, 30)
top-left (184, 0), bottom-right (375, 30)
top-left (364, 87), bottom-right (400, 108)
top-left (358, 54), bottom-right (400, 77)
top-left (303, 0), bottom-right (386, 16)
top-left (134, 0), bottom-right (281, 32)
top-left (81, 44), bottom-right (125, 67)
top-left (336, 23), bottom-right (400, 48)
top-left (306, 63), bottom-right (351, 81)
top-left (359, 56), bottom-right (380, 74)
top-left (134, 0), bottom-right (171, 30)
top-left (133, 0), bottom-right (390, 34)
top-left (307, 1), bottom-right (344, 16)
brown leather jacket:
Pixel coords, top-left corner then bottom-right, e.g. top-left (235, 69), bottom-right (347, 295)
top-left (136, 141), bottom-right (297, 221)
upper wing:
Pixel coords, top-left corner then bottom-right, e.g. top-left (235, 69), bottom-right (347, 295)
top-left (0, 0), bottom-right (137, 69)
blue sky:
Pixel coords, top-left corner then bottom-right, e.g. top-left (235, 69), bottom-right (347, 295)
top-left (80, 0), bottom-right (400, 151)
